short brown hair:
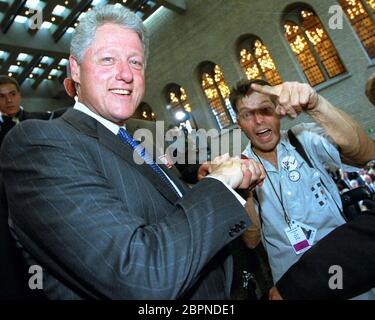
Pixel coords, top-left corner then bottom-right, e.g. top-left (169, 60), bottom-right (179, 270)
top-left (0, 75), bottom-right (20, 92)
top-left (229, 79), bottom-right (272, 113)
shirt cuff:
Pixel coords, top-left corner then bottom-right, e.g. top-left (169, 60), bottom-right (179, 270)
top-left (204, 176), bottom-right (246, 206)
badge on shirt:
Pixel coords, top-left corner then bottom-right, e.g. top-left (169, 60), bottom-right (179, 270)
top-left (288, 170), bottom-right (300, 182)
top-left (158, 154), bottom-right (173, 169)
top-left (284, 220), bottom-right (317, 254)
top-left (281, 156), bottom-right (298, 171)
top-left (311, 181), bottom-right (327, 207)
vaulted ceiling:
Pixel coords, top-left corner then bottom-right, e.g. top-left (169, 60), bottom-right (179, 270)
top-left (0, 0), bottom-right (185, 97)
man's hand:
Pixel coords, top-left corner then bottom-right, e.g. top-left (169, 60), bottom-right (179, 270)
top-left (269, 286), bottom-right (283, 300)
top-left (198, 154), bottom-right (266, 189)
top-left (251, 81), bottom-right (319, 119)
top-left (197, 153), bottom-right (230, 181)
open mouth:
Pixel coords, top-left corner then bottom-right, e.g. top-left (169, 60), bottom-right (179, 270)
top-left (256, 128), bottom-right (272, 137)
top-left (109, 89), bottom-right (131, 96)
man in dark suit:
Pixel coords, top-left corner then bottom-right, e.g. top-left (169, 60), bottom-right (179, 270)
top-left (0, 4), bottom-right (265, 299)
top-left (0, 76), bottom-right (55, 146)
top-left (0, 75), bottom-right (66, 299)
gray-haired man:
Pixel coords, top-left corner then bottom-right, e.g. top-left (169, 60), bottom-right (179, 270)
top-left (1, 4), bottom-right (264, 299)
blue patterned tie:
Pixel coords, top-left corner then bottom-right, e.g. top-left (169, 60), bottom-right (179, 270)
top-left (118, 128), bottom-right (180, 197)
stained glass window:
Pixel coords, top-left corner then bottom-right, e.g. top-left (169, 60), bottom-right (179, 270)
top-left (239, 38), bottom-right (282, 85)
top-left (201, 63), bottom-right (236, 129)
top-left (339, 0), bottom-right (375, 58)
top-left (284, 8), bottom-right (346, 86)
top-left (166, 83), bottom-right (196, 130)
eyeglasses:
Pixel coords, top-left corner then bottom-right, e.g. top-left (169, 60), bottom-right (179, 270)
top-left (237, 106), bottom-right (275, 121)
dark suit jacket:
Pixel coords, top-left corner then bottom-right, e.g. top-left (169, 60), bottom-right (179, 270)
top-left (276, 215), bottom-right (375, 299)
top-left (0, 109), bottom-right (250, 299)
top-left (0, 109), bottom-right (56, 146)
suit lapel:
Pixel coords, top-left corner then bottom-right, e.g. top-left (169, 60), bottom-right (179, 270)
top-left (158, 162), bottom-right (190, 195)
top-left (62, 109), bottom-right (181, 203)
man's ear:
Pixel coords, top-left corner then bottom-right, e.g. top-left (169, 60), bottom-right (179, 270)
top-left (69, 55), bottom-right (80, 84)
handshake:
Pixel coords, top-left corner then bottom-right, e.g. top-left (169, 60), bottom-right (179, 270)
top-left (197, 153), bottom-right (266, 190)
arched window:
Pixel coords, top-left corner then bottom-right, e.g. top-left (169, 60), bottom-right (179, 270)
top-left (200, 62), bottom-right (236, 129)
top-left (133, 102), bottom-right (156, 121)
top-left (165, 83), bottom-right (197, 132)
top-left (283, 6), bottom-right (346, 86)
top-left (339, 0), bottom-right (375, 58)
top-left (239, 36), bottom-right (283, 85)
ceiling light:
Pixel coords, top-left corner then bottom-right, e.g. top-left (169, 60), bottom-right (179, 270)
top-left (17, 53), bottom-right (29, 61)
top-left (32, 67), bottom-right (43, 74)
top-left (77, 12), bottom-right (86, 21)
top-left (59, 58), bottom-right (69, 66)
top-left (41, 21), bottom-right (52, 29)
top-left (29, 74), bottom-right (34, 78)
top-left (52, 5), bottom-right (66, 16)
top-left (41, 56), bottom-right (51, 64)
top-left (8, 65), bottom-right (19, 72)
top-left (15, 15), bottom-right (28, 23)
top-left (8, 73), bottom-right (13, 77)
top-left (25, 0), bottom-right (40, 10)
top-left (50, 69), bottom-right (62, 76)
top-left (92, 0), bottom-right (104, 6)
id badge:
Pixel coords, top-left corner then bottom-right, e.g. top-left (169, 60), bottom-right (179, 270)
top-left (284, 222), bottom-right (310, 255)
top-left (294, 220), bottom-right (317, 246)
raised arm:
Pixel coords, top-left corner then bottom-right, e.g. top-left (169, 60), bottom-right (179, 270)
top-left (252, 82), bottom-right (375, 166)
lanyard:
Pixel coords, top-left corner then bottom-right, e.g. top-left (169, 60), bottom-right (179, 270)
top-left (253, 151), bottom-right (292, 228)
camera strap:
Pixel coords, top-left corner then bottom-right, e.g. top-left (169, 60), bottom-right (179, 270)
top-left (287, 129), bottom-right (346, 221)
